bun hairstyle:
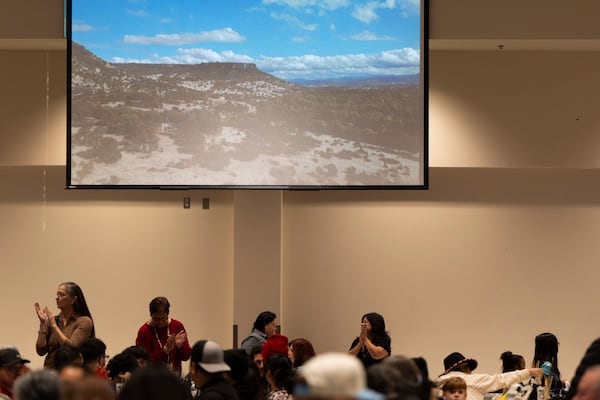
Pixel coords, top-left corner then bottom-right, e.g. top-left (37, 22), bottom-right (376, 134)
top-left (500, 351), bottom-right (525, 372)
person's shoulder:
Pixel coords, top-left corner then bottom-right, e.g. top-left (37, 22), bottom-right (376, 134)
top-left (136, 322), bottom-right (152, 334)
top-left (200, 380), bottom-right (239, 400)
top-left (241, 332), bottom-right (259, 344)
top-left (75, 315), bottom-right (93, 325)
top-left (170, 318), bottom-right (186, 328)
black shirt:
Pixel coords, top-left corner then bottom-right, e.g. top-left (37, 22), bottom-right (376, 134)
top-left (197, 377), bottom-right (240, 400)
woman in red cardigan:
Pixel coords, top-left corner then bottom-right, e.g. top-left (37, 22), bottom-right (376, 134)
top-left (135, 296), bottom-right (191, 376)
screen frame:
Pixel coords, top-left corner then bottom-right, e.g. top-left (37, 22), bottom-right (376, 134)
top-left (66, 0), bottom-right (429, 190)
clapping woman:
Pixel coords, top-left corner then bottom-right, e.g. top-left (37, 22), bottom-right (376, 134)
top-left (35, 282), bottom-right (95, 368)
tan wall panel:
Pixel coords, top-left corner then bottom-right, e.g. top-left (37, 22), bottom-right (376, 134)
top-left (430, 51), bottom-right (600, 168)
top-left (282, 168), bottom-right (600, 380)
top-left (0, 0), bottom-right (64, 39)
top-left (0, 50), bottom-right (66, 166)
top-left (0, 166), bottom-right (234, 372)
top-left (429, 0), bottom-right (600, 40)
top-left (233, 190), bottom-right (282, 346)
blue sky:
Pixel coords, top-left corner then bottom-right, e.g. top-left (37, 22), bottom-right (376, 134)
top-left (72, 0), bottom-right (421, 81)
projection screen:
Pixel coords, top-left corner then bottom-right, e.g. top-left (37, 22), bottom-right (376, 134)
top-left (67, 0), bottom-right (428, 189)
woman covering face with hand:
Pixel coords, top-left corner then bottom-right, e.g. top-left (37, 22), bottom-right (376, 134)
top-left (348, 312), bottom-right (391, 368)
top-left (35, 282), bottom-right (95, 368)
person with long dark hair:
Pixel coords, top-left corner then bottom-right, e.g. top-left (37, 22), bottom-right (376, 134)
top-left (264, 354), bottom-right (295, 400)
top-left (348, 312), bottom-right (391, 368)
top-left (35, 282), bottom-right (95, 368)
top-left (532, 332), bottom-right (566, 399)
top-left (240, 311), bottom-right (277, 356)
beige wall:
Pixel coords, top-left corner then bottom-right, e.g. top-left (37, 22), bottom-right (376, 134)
top-left (282, 168), bottom-right (600, 376)
top-left (0, 165), bottom-right (235, 371)
top-left (1, 0), bottom-right (599, 382)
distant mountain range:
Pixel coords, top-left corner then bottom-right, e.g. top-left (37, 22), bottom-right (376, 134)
top-left (290, 74), bottom-right (420, 87)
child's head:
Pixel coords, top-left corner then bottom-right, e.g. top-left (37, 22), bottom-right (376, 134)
top-left (441, 377), bottom-right (467, 400)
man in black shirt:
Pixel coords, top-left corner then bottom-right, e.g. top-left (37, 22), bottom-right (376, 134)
top-left (190, 340), bottom-right (239, 400)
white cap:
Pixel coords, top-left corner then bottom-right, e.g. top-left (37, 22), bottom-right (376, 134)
top-left (298, 352), bottom-right (383, 400)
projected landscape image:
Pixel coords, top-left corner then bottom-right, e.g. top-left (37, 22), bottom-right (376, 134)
top-left (70, 0), bottom-right (424, 187)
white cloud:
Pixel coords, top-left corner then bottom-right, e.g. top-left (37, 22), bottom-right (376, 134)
top-left (123, 28), bottom-right (246, 45)
top-left (110, 45), bottom-right (419, 81)
top-left (126, 9), bottom-right (150, 18)
top-left (352, 0), bottom-right (398, 24)
top-left (262, 0), bottom-right (350, 10)
top-left (73, 24), bottom-right (92, 32)
top-left (112, 48), bottom-right (253, 64)
top-left (401, 0), bottom-right (420, 15)
top-left (159, 18), bottom-right (174, 24)
top-left (270, 12), bottom-right (318, 31)
top-left (351, 30), bottom-right (395, 41)
top-left (257, 47), bottom-right (420, 80)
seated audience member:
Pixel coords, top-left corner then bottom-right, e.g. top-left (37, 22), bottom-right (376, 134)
top-left (296, 352), bottom-right (383, 400)
top-left (13, 369), bottom-right (62, 400)
top-left (241, 312), bottom-right (277, 356)
top-left (437, 352), bottom-right (542, 400)
top-left (261, 334), bottom-right (289, 365)
top-left (412, 356), bottom-right (437, 400)
top-left (572, 365), bottom-right (600, 400)
top-left (224, 349), bottom-right (260, 400)
top-left (59, 366), bottom-right (86, 383)
top-left (368, 355), bottom-right (424, 400)
top-left (493, 351), bottom-right (530, 397)
top-left (248, 345), bottom-right (268, 400)
top-left (79, 338), bottom-right (109, 379)
top-left (52, 345), bottom-right (85, 382)
top-left (106, 352), bottom-right (140, 393)
top-left (441, 377), bottom-right (467, 400)
top-left (384, 355), bottom-right (422, 384)
top-left (249, 345), bottom-right (264, 376)
top-left (189, 340), bottom-right (238, 400)
top-left (264, 354), bottom-right (295, 400)
top-left (135, 296), bottom-right (191, 376)
top-left (567, 338), bottom-right (600, 400)
top-left (53, 345), bottom-right (83, 372)
top-left (367, 361), bottom-right (421, 400)
top-left (532, 332), bottom-right (566, 400)
top-left (288, 338), bottom-right (316, 371)
top-left (120, 346), bottom-right (149, 368)
top-left (0, 348), bottom-right (31, 400)
top-left (500, 352), bottom-right (526, 373)
top-left (117, 364), bottom-right (191, 400)
top-left (13, 369), bottom-right (61, 400)
top-left (63, 375), bottom-right (116, 400)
